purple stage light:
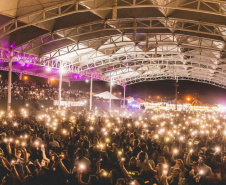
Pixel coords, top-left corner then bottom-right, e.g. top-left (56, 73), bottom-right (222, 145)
top-left (10, 43), bottom-right (15, 48)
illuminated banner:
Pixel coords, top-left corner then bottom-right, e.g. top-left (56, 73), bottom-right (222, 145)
top-left (53, 100), bottom-right (87, 107)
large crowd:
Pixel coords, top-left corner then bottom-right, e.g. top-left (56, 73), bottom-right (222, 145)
top-left (0, 106), bottom-right (225, 185)
top-left (0, 80), bottom-right (91, 101)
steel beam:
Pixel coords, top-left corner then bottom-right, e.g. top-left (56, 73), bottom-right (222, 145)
top-left (121, 72), bottom-right (226, 87)
top-left (41, 34), bottom-right (225, 60)
top-left (7, 51), bottom-right (13, 113)
top-left (1, 0), bottom-right (226, 39)
top-left (58, 61), bottom-right (63, 110)
top-left (123, 75), bottom-right (226, 89)
top-left (123, 85), bottom-right (126, 108)
top-left (19, 72), bottom-right (23, 80)
top-left (89, 74), bottom-right (93, 110)
top-left (14, 17), bottom-right (226, 55)
top-left (175, 77), bottom-right (178, 110)
top-left (109, 78), bottom-right (113, 112)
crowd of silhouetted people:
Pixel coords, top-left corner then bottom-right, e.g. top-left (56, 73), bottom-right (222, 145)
top-left (0, 80), bottom-right (92, 101)
top-left (0, 107), bottom-right (225, 185)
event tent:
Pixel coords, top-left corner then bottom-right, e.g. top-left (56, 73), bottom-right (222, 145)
top-left (94, 91), bottom-right (119, 100)
top-left (126, 96), bottom-right (134, 103)
top-left (137, 98), bottom-right (146, 103)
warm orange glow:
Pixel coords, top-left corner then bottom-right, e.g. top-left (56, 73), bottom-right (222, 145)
top-left (51, 78), bottom-right (54, 81)
top-left (24, 76), bottom-right (28, 80)
top-left (186, 97), bottom-right (191, 101)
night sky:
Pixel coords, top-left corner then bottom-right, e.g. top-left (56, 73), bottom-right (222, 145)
top-left (1, 70), bottom-right (226, 105)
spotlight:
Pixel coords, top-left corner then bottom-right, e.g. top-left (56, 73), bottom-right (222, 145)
top-left (46, 67), bottom-right (51, 72)
top-left (60, 68), bottom-right (66, 74)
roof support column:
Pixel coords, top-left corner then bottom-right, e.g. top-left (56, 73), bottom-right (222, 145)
top-left (123, 85), bottom-right (126, 108)
top-left (58, 61), bottom-right (63, 110)
top-left (89, 75), bottom-right (93, 110)
top-left (109, 78), bottom-right (113, 112)
top-left (7, 50), bottom-right (13, 113)
top-left (19, 72), bottom-right (22, 80)
top-left (175, 76), bottom-right (178, 110)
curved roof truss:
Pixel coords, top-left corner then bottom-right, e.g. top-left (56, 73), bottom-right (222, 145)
top-left (0, 0), bottom-right (226, 88)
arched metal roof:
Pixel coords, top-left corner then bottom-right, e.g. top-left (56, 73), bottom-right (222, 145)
top-left (0, 0), bottom-right (226, 88)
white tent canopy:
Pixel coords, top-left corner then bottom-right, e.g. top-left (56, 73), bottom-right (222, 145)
top-left (126, 96), bottom-right (134, 103)
top-left (94, 91), bottom-right (120, 100)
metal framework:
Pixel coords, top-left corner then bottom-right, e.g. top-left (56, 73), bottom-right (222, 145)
top-left (89, 74), bottom-right (93, 110)
top-left (2, 0), bottom-right (226, 39)
top-left (123, 75), bottom-right (226, 89)
top-left (0, 0), bottom-right (226, 90)
top-left (13, 17), bottom-right (226, 55)
top-left (40, 33), bottom-right (225, 60)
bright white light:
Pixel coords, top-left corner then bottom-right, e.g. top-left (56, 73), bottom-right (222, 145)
top-left (163, 170), bottom-right (168, 175)
top-left (215, 146), bottom-right (220, 152)
top-left (79, 164), bottom-right (85, 170)
top-left (218, 104), bottom-right (226, 112)
top-left (173, 149), bottom-right (178, 154)
top-left (110, 81), bottom-right (114, 86)
top-left (60, 68), bottom-right (66, 74)
top-left (85, 79), bottom-right (89, 83)
top-left (46, 67), bottom-right (51, 72)
top-left (179, 136), bottom-right (184, 141)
